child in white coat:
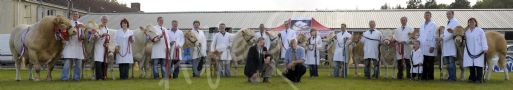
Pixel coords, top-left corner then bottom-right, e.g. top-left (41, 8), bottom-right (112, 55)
top-left (410, 40), bottom-right (423, 80)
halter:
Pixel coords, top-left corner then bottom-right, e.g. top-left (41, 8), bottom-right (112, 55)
top-left (241, 31), bottom-right (254, 43)
top-left (53, 23), bottom-right (69, 41)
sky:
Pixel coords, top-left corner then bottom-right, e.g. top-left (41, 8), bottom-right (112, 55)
top-left (118, 0), bottom-right (479, 12)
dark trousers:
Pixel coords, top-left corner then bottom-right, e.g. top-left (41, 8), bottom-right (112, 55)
top-left (411, 73), bottom-right (421, 80)
top-left (422, 56), bottom-right (435, 80)
top-left (119, 63), bottom-right (130, 80)
top-left (284, 64), bottom-right (306, 83)
top-left (94, 61), bottom-right (106, 80)
top-left (364, 58), bottom-right (379, 79)
top-left (196, 57), bottom-right (205, 75)
top-left (468, 66), bottom-right (483, 82)
top-left (397, 59), bottom-right (411, 79)
top-left (169, 60), bottom-right (180, 79)
top-left (308, 65), bottom-right (319, 77)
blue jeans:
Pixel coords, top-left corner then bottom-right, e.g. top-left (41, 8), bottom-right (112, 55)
top-left (333, 61), bottom-right (347, 77)
top-left (192, 58), bottom-right (202, 77)
top-left (218, 60), bottom-right (231, 77)
top-left (364, 58), bottom-right (379, 79)
top-left (152, 58), bottom-right (166, 79)
top-left (61, 58), bottom-right (82, 80)
top-left (444, 56), bottom-right (457, 81)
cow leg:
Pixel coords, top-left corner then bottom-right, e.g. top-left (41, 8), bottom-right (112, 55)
top-left (90, 60), bottom-right (96, 80)
top-left (15, 57), bottom-right (21, 81)
top-left (46, 61), bottom-right (56, 81)
top-left (28, 64), bottom-right (33, 80)
top-left (392, 59), bottom-right (397, 79)
top-left (33, 62), bottom-right (41, 81)
top-left (486, 61), bottom-right (495, 81)
top-left (459, 63), bottom-right (465, 81)
top-left (130, 63), bottom-right (134, 79)
top-left (110, 61), bottom-right (116, 80)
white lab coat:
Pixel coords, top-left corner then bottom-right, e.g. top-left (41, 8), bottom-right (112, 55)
top-left (279, 29), bottom-right (297, 59)
top-left (463, 27), bottom-right (488, 67)
top-left (151, 25), bottom-right (171, 59)
top-left (93, 26), bottom-right (110, 62)
top-left (410, 49), bottom-right (423, 73)
top-left (418, 21), bottom-right (438, 56)
top-left (168, 28), bottom-right (185, 60)
top-left (360, 29), bottom-right (382, 59)
top-left (394, 26), bottom-right (414, 60)
top-left (62, 20), bottom-right (84, 59)
top-left (442, 18), bottom-right (460, 57)
top-left (254, 31), bottom-right (271, 49)
top-left (211, 32), bottom-right (233, 60)
top-left (115, 29), bottom-right (134, 64)
top-left (305, 34), bottom-right (322, 65)
top-left (333, 31), bottom-right (352, 62)
top-left (191, 28), bottom-right (208, 59)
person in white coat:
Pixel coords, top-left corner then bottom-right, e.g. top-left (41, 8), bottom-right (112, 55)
top-left (279, 21), bottom-right (297, 63)
top-left (440, 10), bottom-right (460, 81)
top-left (333, 24), bottom-right (351, 78)
top-left (151, 17), bottom-right (171, 79)
top-left (305, 29), bottom-right (322, 77)
top-left (115, 18), bottom-right (134, 80)
top-left (463, 18), bottom-right (487, 83)
top-left (191, 20), bottom-right (208, 77)
top-left (211, 23), bottom-right (233, 77)
top-left (61, 11), bottom-right (85, 81)
top-left (93, 16), bottom-right (111, 80)
top-left (255, 24), bottom-right (271, 49)
top-left (361, 20), bottom-right (382, 79)
top-left (394, 17), bottom-right (414, 80)
top-left (418, 11), bottom-right (438, 80)
top-left (410, 40), bottom-right (423, 80)
top-left (167, 20), bottom-right (185, 79)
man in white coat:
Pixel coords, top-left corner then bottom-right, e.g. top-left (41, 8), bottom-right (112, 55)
top-left (61, 11), bottom-right (85, 81)
top-left (151, 17), bottom-right (171, 79)
top-left (394, 17), bottom-right (414, 80)
top-left (93, 16), bottom-right (111, 80)
top-left (255, 24), bottom-right (271, 49)
top-left (211, 23), bottom-right (233, 77)
top-left (361, 20), bottom-right (382, 79)
top-left (418, 11), bottom-right (438, 80)
top-left (191, 20), bottom-right (208, 77)
top-left (333, 24), bottom-right (351, 78)
top-left (440, 10), bottom-right (459, 81)
top-left (279, 21), bottom-right (297, 63)
top-left (305, 29), bottom-right (322, 77)
top-left (167, 20), bottom-right (185, 79)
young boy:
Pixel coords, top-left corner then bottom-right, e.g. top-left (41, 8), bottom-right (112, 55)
top-left (410, 40), bottom-right (423, 80)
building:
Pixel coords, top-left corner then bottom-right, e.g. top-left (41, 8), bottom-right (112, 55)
top-left (0, 0), bottom-right (87, 34)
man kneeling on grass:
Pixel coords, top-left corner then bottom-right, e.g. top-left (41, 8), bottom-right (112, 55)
top-left (245, 38), bottom-right (273, 83)
top-left (282, 39), bottom-right (306, 83)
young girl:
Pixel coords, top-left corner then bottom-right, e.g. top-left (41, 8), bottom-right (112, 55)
top-left (410, 40), bottom-right (423, 80)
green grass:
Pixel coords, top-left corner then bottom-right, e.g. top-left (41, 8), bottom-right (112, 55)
top-left (0, 66), bottom-right (512, 90)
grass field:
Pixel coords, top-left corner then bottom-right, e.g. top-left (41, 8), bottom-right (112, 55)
top-left (0, 66), bottom-right (512, 90)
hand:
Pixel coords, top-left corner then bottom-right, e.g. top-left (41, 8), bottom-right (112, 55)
top-left (484, 50), bottom-right (488, 53)
top-left (447, 28), bottom-right (453, 33)
top-left (429, 47), bottom-right (434, 53)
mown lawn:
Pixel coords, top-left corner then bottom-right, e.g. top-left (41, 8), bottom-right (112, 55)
top-left (0, 66), bottom-right (512, 90)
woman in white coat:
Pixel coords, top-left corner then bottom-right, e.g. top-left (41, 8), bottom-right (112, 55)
top-left (463, 18), bottom-right (488, 83)
top-left (115, 18), bottom-right (134, 80)
top-left (305, 29), bottom-right (322, 77)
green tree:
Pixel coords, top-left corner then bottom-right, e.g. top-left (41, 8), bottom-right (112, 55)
top-left (449, 0), bottom-right (471, 9)
top-left (474, 0), bottom-right (513, 8)
top-left (407, 0), bottom-right (423, 9)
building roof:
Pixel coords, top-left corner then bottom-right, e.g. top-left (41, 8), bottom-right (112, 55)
top-left (79, 9), bottom-right (513, 31)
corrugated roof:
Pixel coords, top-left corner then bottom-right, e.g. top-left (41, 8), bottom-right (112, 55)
top-left (79, 9), bottom-right (513, 31)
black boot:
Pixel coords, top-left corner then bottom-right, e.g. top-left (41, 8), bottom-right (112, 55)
top-left (263, 77), bottom-right (270, 83)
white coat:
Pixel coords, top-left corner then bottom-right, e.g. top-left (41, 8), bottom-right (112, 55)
top-left (279, 29), bottom-right (297, 59)
top-left (115, 29), bottom-right (134, 64)
top-left (93, 26), bottom-right (110, 62)
top-left (191, 28), bottom-right (207, 59)
top-left (168, 28), bottom-right (185, 60)
top-left (305, 34), bottom-right (322, 65)
top-left (442, 18), bottom-right (460, 57)
top-left (418, 21), bottom-right (438, 56)
top-left (211, 32), bottom-right (233, 60)
top-left (151, 25), bottom-right (171, 59)
top-left (254, 31), bottom-right (271, 49)
top-left (463, 27), bottom-right (488, 67)
top-left (394, 26), bottom-right (414, 60)
top-left (410, 49), bottom-right (423, 73)
top-left (333, 31), bottom-right (352, 62)
top-left (360, 29), bottom-right (382, 59)
top-left (62, 20), bottom-right (84, 59)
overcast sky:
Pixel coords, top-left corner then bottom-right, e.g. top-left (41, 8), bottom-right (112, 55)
top-left (118, 0), bottom-right (478, 12)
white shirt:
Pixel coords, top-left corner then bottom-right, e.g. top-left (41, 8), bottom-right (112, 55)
top-left (279, 29), bottom-right (297, 59)
top-left (115, 29), bottom-right (134, 64)
top-left (255, 31), bottom-right (271, 49)
top-left (168, 28), bottom-right (185, 60)
top-left (93, 26), bottom-right (110, 62)
top-left (333, 31), bottom-right (352, 61)
top-left (62, 20), bottom-right (84, 59)
top-left (442, 18), bottom-right (460, 57)
top-left (305, 34), bottom-right (322, 65)
top-left (418, 21), bottom-right (438, 56)
top-left (191, 28), bottom-right (207, 59)
top-left (360, 29), bottom-right (382, 59)
top-left (410, 49), bottom-right (423, 73)
top-left (211, 32), bottom-right (233, 60)
top-left (394, 26), bottom-right (414, 60)
top-left (463, 27), bottom-right (488, 67)
top-left (151, 25), bottom-right (170, 59)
